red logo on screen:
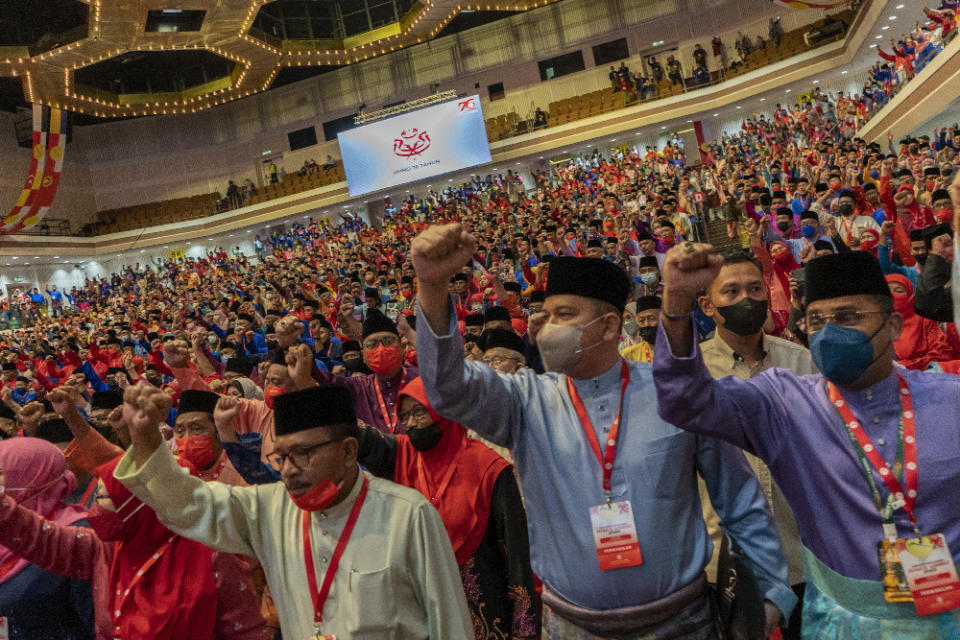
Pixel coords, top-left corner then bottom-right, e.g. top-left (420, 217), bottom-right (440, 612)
top-left (458, 98), bottom-right (477, 112)
top-left (393, 128), bottom-right (431, 157)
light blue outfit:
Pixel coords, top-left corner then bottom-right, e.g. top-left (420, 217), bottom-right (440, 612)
top-left (877, 244), bottom-right (919, 287)
top-left (416, 301), bottom-right (796, 618)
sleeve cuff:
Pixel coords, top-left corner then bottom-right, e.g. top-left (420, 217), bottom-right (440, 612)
top-left (656, 318), bottom-right (700, 362)
top-left (113, 440), bottom-right (180, 493)
top-left (761, 580), bottom-right (799, 624)
top-left (416, 300), bottom-right (460, 339)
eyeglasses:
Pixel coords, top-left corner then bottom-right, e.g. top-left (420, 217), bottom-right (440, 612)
top-left (267, 439), bottom-right (342, 470)
top-left (363, 336), bottom-right (399, 350)
top-left (806, 309), bottom-right (888, 332)
top-left (481, 355), bottom-right (521, 368)
top-left (397, 405), bottom-right (431, 425)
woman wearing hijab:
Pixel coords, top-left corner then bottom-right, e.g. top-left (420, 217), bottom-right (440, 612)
top-left (0, 451), bottom-right (268, 640)
top-left (885, 273), bottom-right (955, 370)
top-left (0, 438), bottom-right (94, 639)
top-left (357, 376), bottom-right (540, 640)
top-left (227, 377), bottom-right (264, 401)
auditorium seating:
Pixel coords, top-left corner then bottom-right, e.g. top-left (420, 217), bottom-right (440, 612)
top-left (77, 161), bottom-right (346, 236)
top-left (485, 9), bottom-right (852, 141)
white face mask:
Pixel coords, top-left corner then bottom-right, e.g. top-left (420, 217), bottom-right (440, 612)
top-left (536, 316), bottom-right (605, 373)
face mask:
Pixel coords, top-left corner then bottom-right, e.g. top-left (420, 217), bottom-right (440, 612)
top-left (715, 298), bottom-right (768, 336)
top-left (926, 181), bottom-right (936, 192)
top-left (640, 272), bottom-right (658, 285)
top-left (808, 321), bottom-right (887, 386)
top-left (637, 325), bottom-right (658, 345)
top-left (207, 335), bottom-right (218, 346)
top-left (87, 503), bottom-right (126, 541)
top-left (891, 292), bottom-right (912, 314)
top-left (801, 224), bottom-right (818, 239)
top-left (537, 316), bottom-right (604, 373)
top-left (776, 221), bottom-right (792, 233)
top-left (471, 305), bottom-right (482, 313)
top-left (343, 357), bottom-right (364, 373)
top-left (859, 238), bottom-right (879, 252)
top-left (401, 290), bottom-right (414, 299)
top-left (366, 344), bottom-right (402, 375)
top-left (914, 253), bottom-right (929, 267)
top-left (934, 208), bottom-right (953, 224)
top-left (290, 477), bottom-right (344, 512)
top-left (408, 423), bottom-right (443, 451)
top-left (177, 435), bottom-right (218, 470)
top-left (622, 319), bottom-right (638, 336)
top-left (264, 385), bottom-right (285, 409)
top-left (839, 204), bottom-right (854, 216)
top-left (86, 495), bottom-right (146, 542)
top-left (404, 348), bottom-right (419, 366)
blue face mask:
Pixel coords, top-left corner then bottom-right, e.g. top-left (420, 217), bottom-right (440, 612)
top-left (640, 272), bottom-right (658, 285)
top-left (808, 321), bottom-right (886, 385)
top-left (801, 224), bottom-right (818, 239)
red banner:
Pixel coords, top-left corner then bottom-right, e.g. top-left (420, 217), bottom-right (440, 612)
top-left (1, 105), bottom-right (67, 235)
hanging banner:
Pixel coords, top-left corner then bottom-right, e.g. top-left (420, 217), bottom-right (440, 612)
top-left (168, 249), bottom-right (185, 260)
top-left (1, 104), bottom-right (48, 233)
top-left (1, 104), bottom-right (68, 235)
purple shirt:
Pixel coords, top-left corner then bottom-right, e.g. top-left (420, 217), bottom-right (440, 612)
top-left (652, 322), bottom-right (960, 581)
top-left (315, 365), bottom-right (418, 434)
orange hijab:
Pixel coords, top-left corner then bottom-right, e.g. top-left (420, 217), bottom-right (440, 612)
top-left (394, 377), bottom-right (510, 566)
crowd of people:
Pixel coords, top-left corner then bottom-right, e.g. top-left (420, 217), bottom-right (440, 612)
top-left (0, 66), bottom-right (959, 640)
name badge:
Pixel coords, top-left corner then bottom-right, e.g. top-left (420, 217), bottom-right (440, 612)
top-left (589, 500), bottom-right (643, 571)
top-left (898, 534), bottom-right (960, 616)
top-left (0, 616), bottom-right (8, 640)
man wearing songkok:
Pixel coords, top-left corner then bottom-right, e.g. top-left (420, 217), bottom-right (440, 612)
top-left (115, 383), bottom-right (472, 640)
top-left (412, 223), bottom-right (794, 639)
top-left (314, 308), bottom-right (418, 434)
top-left (174, 389), bottom-right (247, 485)
top-left (655, 246), bottom-right (960, 637)
top-left (477, 329), bottom-right (526, 374)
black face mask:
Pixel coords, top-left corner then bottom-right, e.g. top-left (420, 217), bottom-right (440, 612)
top-left (343, 357), bottom-right (365, 373)
top-left (407, 422), bottom-right (442, 451)
top-left (716, 298), bottom-right (769, 337)
top-left (914, 253), bottom-right (929, 267)
top-left (637, 325), bottom-right (658, 345)
top-left (839, 204), bottom-right (854, 216)
top-left (776, 221), bottom-right (792, 233)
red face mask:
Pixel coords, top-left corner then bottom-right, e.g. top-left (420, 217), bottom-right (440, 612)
top-left (404, 348), bottom-right (419, 367)
top-left (859, 238), bottom-right (879, 253)
top-left (264, 385), bottom-right (286, 409)
top-left (290, 477), bottom-right (343, 512)
top-left (926, 181), bottom-right (936, 193)
top-left (177, 435), bottom-right (218, 470)
top-left (934, 208), bottom-right (953, 223)
top-left (891, 291), bottom-right (912, 314)
top-left (401, 289), bottom-right (414, 299)
top-left (365, 344), bottom-right (402, 375)
top-left (772, 250), bottom-right (794, 266)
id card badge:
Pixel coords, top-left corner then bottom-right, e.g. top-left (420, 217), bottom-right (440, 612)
top-left (305, 635), bottom-right (335, 640)
top-left (0, 616), bottom-right (8, 640)
top-left (877, 539), bottom-right (913, 602)
top-left (589, 500), bottom-right (643, 571)
top-left (898, 534), bottom-right (960, 616)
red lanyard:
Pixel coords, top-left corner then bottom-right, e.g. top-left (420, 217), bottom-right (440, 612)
top-left (840, 217), bottom-right (855, 240)
top-left (78, 477), bottom-right (97, 507)
top-left (566, 360), bottom-right (630, 501)
top-left (373, 370), bottom-right (406, 433)
top-left (828, 375), bottom-right (918, 524)
top-left (302, 475), bottom-right (369, 630)
top-left (112, 535), bottom-right (177, 631)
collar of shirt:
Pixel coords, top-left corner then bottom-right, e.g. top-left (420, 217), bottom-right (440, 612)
top-left (705, 333), bottom-right (768, 372)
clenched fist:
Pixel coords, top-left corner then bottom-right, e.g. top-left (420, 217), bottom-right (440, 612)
top-left (410, 223), bottom-right (477, 286)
